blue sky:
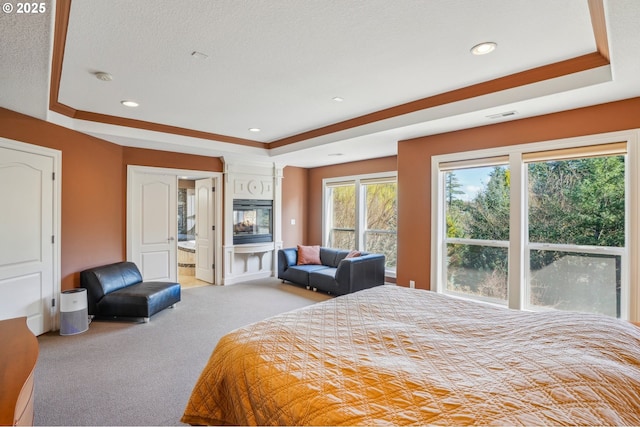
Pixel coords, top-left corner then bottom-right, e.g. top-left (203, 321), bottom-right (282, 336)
top-left (449, 166), bottom-right (493, 202)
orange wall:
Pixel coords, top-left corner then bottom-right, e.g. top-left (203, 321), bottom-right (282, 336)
top-left (281, 166), bottom-right (308, 248)
top-left (0, 108), bottom-right (223, 290)
top-left (307, 156), bottom-right (398, 245)
top-left (0, 108), bottom-right (124, 290)
top-left (5, 96), bottom-right (640, 292)
top-left (397, 97), bottom-right (640, 290)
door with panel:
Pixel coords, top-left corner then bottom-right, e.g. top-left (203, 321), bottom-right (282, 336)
top-left (195, 178), bottom-right (214, 283)
top-left (129, 171), bottom-right (177, 282)
top-left (0, 146), bottom-right (55, 335)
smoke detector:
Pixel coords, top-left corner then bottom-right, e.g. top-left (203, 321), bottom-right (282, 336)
top-left (94, 72), bottom-right (113, 82)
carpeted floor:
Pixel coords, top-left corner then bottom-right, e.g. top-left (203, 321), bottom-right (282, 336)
top-left (34, 278), bottom-right (331, 426)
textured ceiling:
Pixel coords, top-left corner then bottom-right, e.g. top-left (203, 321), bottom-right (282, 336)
top-left (2, 1), bottom-right (640, 167)
top-left (58, 0), bottom-right (594, 141)
top-left (0, 7), bottom-right (51, 118)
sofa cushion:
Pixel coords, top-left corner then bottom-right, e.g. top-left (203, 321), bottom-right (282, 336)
top-left (97, 281), bottom-right (181, 318)
top-left (320, 248), bottom-right (350, 268)
top-left (80, 261), bottom-right (144, 314)
top-left (84, 261), bottom-right (143, 295)
top-left (281, 248), bottom-right (298, 267)
top-left (297, 245), bottom-right (321, 265)
top-left (281, 264), bottom-right (327, 286)
top-left (309, 268), bottom-right (339, 293)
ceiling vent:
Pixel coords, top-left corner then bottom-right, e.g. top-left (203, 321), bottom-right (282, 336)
top-left (94, 72), bottom-right (113, 82)
top-left (486, 110), bottom-right (518, 119)
top-left (191, 51), bottom-right (209, 60)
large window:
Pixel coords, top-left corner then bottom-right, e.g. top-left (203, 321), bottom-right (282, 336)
top-left (433, 132), bottom-right (639, 320)
top-left (443, 162), bottom-right (510, 304)
top-left (324, 173), bottom-right (397, 274)
top-left (525, 150), bottom-right (625, 317)
top-left (326, 182), bottom-right (356, 249)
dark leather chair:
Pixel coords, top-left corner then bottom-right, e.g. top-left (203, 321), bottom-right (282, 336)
top-left (80, 261), bottom-right (180, 322)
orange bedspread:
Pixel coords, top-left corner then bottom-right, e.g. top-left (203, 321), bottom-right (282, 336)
top-left (182, 285), bottom-right (640, 426)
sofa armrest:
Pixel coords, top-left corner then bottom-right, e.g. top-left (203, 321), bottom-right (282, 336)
top-left (335, 254), bottom-right (386, 294)
top-left (277, 248), bottom-right (298, 277)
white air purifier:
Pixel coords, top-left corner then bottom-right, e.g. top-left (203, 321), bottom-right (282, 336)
top-left (60, 288), bottom-right (89, 335)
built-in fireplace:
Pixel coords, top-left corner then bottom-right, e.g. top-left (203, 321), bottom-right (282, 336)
top-left (232, 199), bottom-right (273, 244)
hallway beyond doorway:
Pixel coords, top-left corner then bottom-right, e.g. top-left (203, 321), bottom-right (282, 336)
top-left (179, 275), bottom-right (210, 289)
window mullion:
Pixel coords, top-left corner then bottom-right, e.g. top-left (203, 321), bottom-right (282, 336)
top-left (323, 186), bottom-right (331, 247)
top-left (356, 180), bottom-right (364, 251)
top-left (445, 238), bottom-right (508, 248)
top-left (528, 242), bottom-right (625, 255)
top-left (508, 153), bottom-right (525, 310)
top-left (628, 139), bottom-right (639, 321)
top-left (431, 161), bottom-right (444, 293)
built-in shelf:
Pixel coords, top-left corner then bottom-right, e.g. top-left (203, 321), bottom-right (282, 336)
top-left (233, 242), bottom-right (275, 254)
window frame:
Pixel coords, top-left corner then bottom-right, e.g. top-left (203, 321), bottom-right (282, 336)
top-left (323, 172), bottom-right (398, 276)
top-left (431, 129), bottom-right (640, 321)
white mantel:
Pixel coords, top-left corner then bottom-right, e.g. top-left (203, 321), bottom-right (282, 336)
top-left (222, 158), bottom-right (283, 285)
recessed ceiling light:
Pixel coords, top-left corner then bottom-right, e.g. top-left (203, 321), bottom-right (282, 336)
top-left (121, 100), bottom-right (139, 108)
top-left (328, 153), bottom-right (344, 157)
top-left (332, 97), bottom-right (344, 102)
top-left (470, 42), bottom-right (497, 55)
top-left (248, 128), bottom-right (261, 132)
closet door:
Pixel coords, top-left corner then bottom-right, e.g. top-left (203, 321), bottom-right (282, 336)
top-left (0, 145), bottom-right (55, 335)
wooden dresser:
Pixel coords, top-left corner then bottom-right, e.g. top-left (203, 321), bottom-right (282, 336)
top-left (0, 317), bottom-right (38, 426)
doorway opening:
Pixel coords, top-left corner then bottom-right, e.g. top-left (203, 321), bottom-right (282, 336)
top-left (127, 165), bottom-right (223, 289)
top-left (178, 178), bottom-right (213, 289)
top-left (178, 179), bottom-right (200, 288)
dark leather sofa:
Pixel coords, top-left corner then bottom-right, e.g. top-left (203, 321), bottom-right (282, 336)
top-left (80, 261), bottom-right (181, 322)
top-left (278, 247), bottom-right (386, 295)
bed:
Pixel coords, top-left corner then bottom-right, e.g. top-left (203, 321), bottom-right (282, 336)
top-left (182, 285), bottom-right (640, 426)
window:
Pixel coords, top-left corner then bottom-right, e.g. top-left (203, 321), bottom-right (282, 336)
top-left (432, 131), bottom-right (639, 320)
top-left (326, 182), bottom-right (356, 250)
top-left (443, 162), bottom-right (510, 304)
top-left (324, 173), bottom-right (397, 274)
top-left (525, 147), bottom-right (625, 317)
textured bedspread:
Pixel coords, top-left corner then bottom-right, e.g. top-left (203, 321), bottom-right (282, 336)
top-left (182, 285), bottom-right (640, 426)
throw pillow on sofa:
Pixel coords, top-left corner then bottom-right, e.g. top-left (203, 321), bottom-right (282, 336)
top-left (297, 245), bottom-right (321, 265)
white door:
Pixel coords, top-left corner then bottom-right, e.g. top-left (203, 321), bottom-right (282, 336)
top-left (195, 178), bottom-right (214, 283)
top-left (130, 171), bottom-right (177, 281)
top-left (0, 147), bottom-right (54, 335)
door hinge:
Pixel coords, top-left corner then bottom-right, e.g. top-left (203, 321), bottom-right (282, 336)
top-left (212, 187), bottom-right (215, 192)
top-left (51, 298), bottom-right (56, 307)
top-left (212, 225), bottom-right (215, 231)
top-left (51, 235), bottom-right (55, 244)
top-left (52, 172), bottom-right (56, 180)
top-left (212, 263), bottom-right (215, 269)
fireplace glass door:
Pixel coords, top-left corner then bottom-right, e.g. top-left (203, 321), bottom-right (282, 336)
top-left (233, 199), bottom-right (273, 244)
